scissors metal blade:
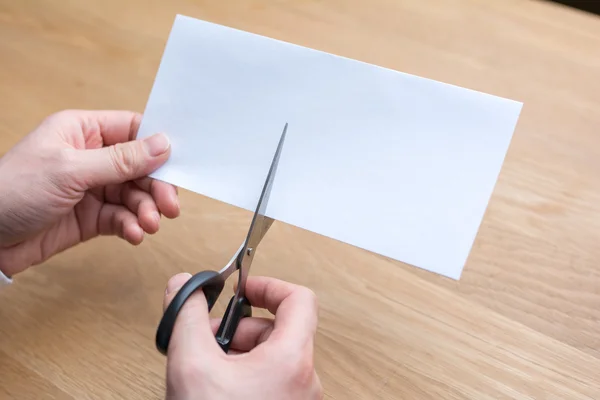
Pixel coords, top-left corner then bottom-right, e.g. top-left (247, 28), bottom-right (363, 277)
top-left (236, 122), bottom-right (288, 290)
top-left (213, 123), bottom-right (288, 349)
top-left (248, 123), bottom-right (287, 247)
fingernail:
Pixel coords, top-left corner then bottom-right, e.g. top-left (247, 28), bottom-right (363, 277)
top-left (143, 133), bottom-right (170, 157)
top-left (166, 272), bottom-right (192, 295)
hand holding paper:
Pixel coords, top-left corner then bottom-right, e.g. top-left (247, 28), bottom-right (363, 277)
top-left (137, 15), bottom-right (523, 279)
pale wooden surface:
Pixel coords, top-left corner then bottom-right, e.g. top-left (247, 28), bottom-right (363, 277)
top-left (1, 0), bottom-right (600, 399)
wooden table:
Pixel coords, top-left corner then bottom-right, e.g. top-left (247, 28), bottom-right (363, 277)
top-left (1, 0), bottom-right (600, 398)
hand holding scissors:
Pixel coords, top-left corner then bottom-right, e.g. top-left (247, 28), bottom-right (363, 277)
top-left (156, 123), bottom-right (288, 354)
top-left (157, 123), bottom-right (323, 399)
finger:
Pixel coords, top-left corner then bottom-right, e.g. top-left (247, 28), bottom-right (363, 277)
top-left (134, 177), bottom-right (180, 219)
top-left (208, 317), bottom-right (274, 353)
top-left (97, 203), bottom-right (144, 245)
top-left (163, 272), bottom-right (192, 311)
top-left (69, 132), bottom-right (171, 190)
top-left (241, 277), bottom-right (318, 349)
top-left (162, 273), bottom-right (221, 359)
top-left (0, 237), bottom-right (40, 276)
top-left (121, 183), bottom-right (161, 234)
top-left (103, 183), bottom-right (161, 234)
top-left (75, 110), bottom-right (142, 146)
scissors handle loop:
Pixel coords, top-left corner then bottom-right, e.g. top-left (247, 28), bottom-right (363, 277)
top-left (216, 295), bottom-right (252, 352)
top-left (155, 270), bottom-right (225, 355)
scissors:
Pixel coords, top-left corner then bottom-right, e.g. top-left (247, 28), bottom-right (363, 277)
top-left (155, 122), bottom-right (288, 355)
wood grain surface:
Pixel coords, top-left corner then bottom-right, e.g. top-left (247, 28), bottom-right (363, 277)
top-left (1, 0), bottom-right (600, 398)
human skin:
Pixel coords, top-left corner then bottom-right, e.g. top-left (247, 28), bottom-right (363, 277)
top-left (0, 109), bottom-right (178, 276)
top-left (0, 109), bottom-right (323, 399)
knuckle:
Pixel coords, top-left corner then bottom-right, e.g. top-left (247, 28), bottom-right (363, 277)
top-left (274, 341), bottom-right (317, 389)
top-left (54, 149), bottom-right (76, 174)
top-left (42, 109), bottom-right (78, 126)
top-left (298, 286), bottom-right (319, 309)
top-left (54, 109), bottom-right (78, 119)
top-left (109, 143), bottom-right (140, 179)
top-left (285, 352), bottom-right (317, 391)
top-left (168, 357), bottom-right (204, 392)
top-left (179, 358), bottom-right (204, 380)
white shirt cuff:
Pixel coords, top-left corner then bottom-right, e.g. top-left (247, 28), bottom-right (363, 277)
top-left (0, 269), bottom-right (12, 286)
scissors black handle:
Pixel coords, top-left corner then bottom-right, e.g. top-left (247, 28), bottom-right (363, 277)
top-left (215, 294), bottom-right (252, 352)
top-left (155, 270), bottom-right (253, 355)
top-left (156, 270), bottom-right (225, 355)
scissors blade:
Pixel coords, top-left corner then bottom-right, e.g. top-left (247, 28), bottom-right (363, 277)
top-left (246, 122), bottom-right (287, 249)
top-left (214, 123), bottom-right (288, 350)
top-left (236, 123), bottom-right (288, 289)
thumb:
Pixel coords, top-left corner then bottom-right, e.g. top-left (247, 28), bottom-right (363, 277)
top-left (72, 133), bottom-right (171, 189)
top-left (163, 273), bottom-right (221, 361)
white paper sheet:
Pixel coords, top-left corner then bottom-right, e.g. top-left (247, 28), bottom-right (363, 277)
top-left (136, 14), bottom-right (523, 280)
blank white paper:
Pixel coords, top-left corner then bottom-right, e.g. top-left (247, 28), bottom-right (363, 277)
top-left (136, 14), bottom-right (523, 280)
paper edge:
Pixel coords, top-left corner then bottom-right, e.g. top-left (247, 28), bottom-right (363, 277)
top-left (173, 14), bottom-right (525, 108)
top-left (139, 13), bottom-right (526, 281)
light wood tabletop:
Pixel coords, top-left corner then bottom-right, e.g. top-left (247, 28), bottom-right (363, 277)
top-left (1, 0), bottom-right (600, 399)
